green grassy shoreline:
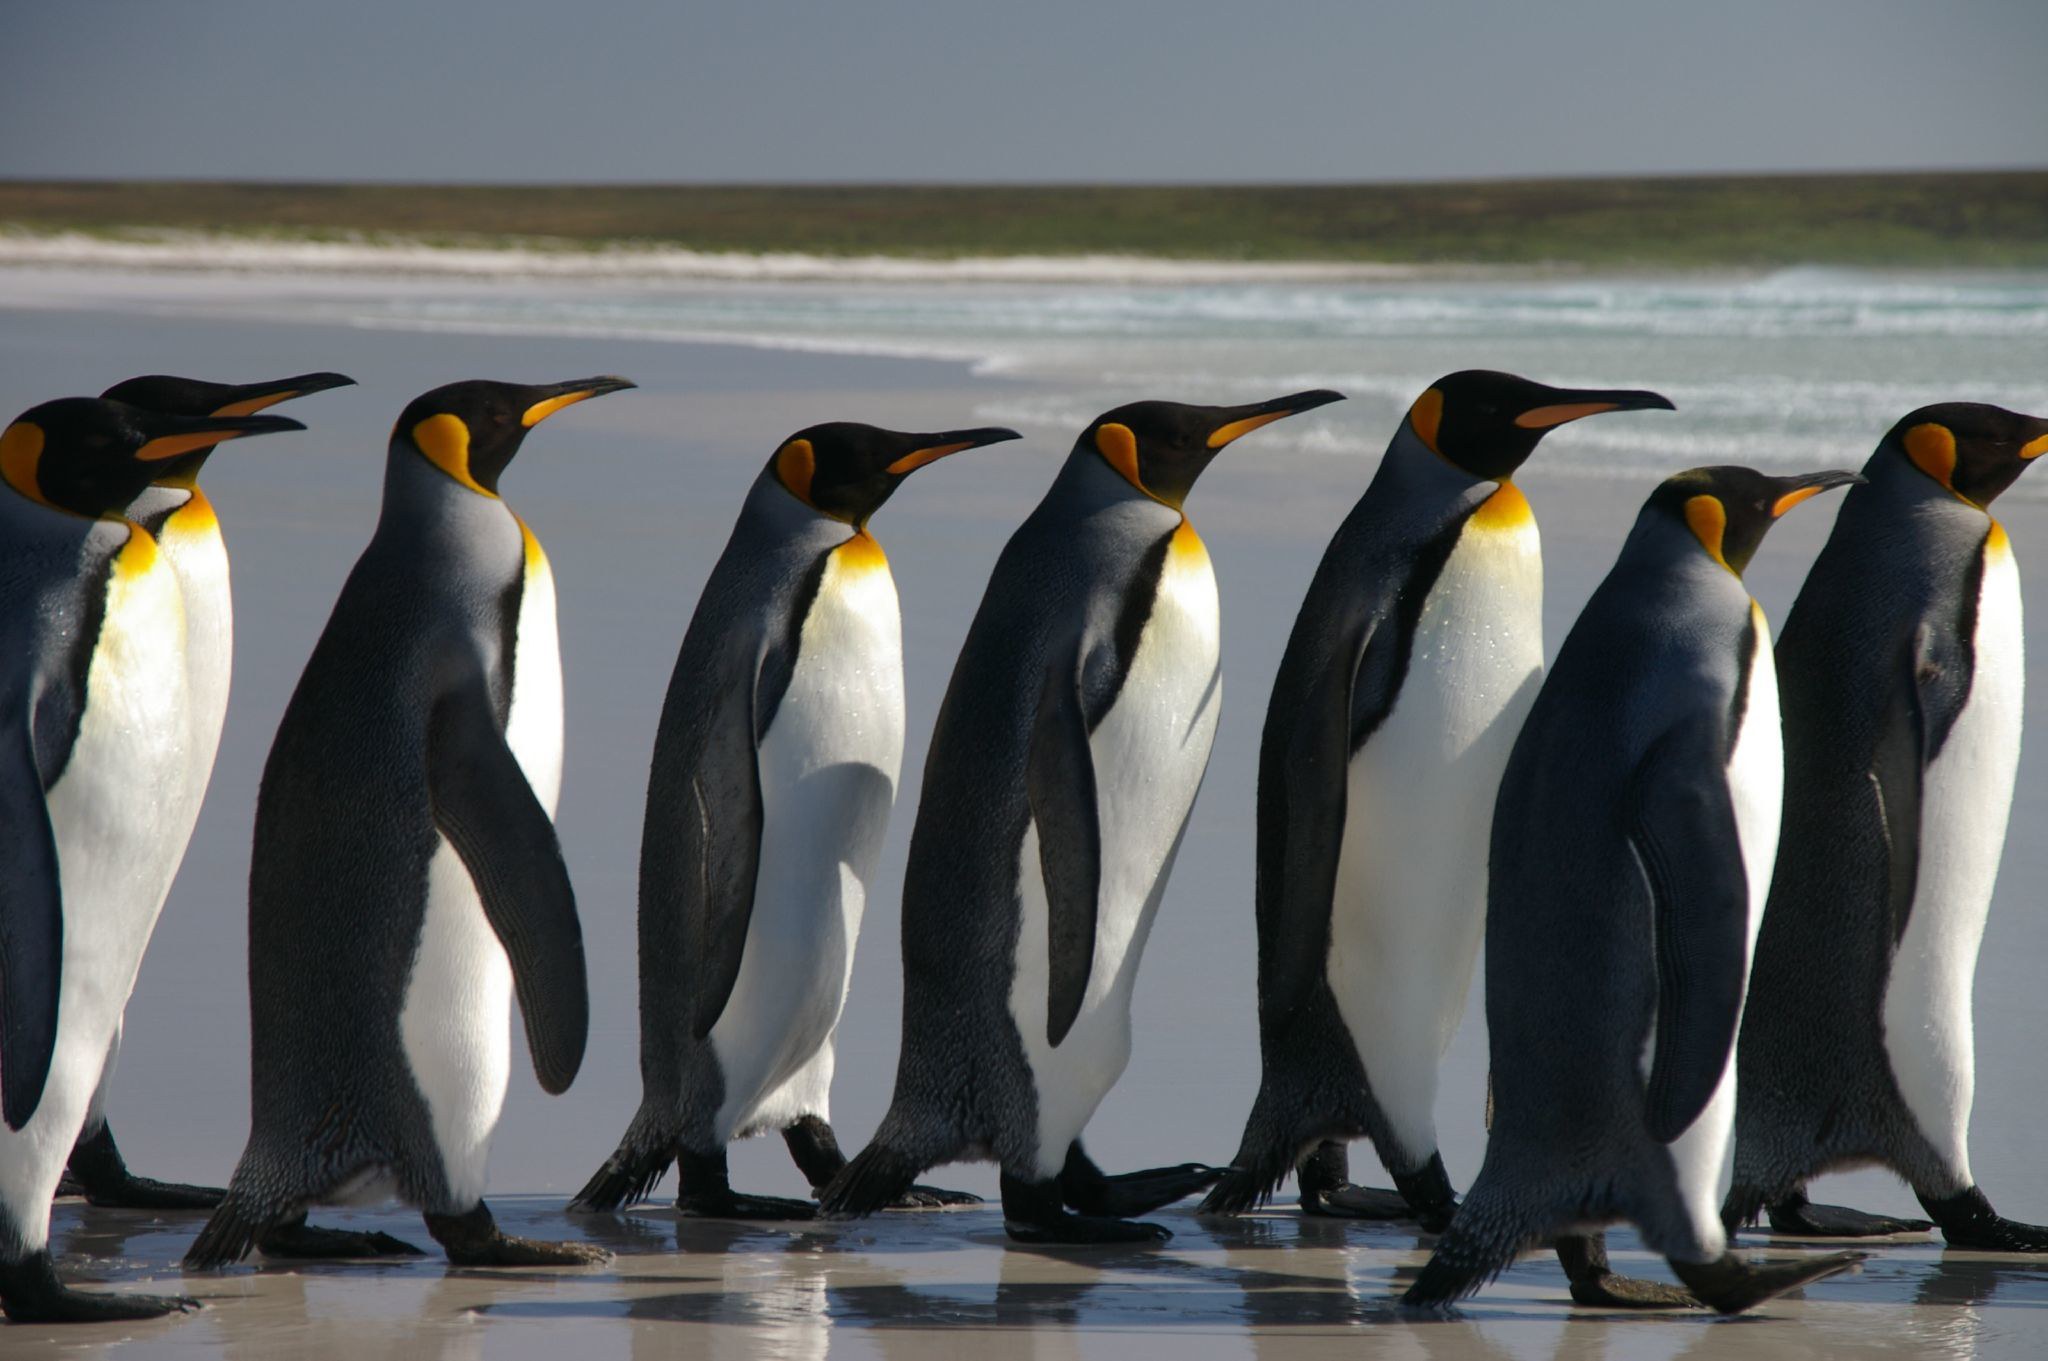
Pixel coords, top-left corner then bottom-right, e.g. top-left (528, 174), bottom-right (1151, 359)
top-left (3, 172), bottom-right (2046, 268)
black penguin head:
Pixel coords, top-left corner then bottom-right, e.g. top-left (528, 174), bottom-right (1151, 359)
top-left (394, 376), bottom-right (635, 496)
top-left (769, 422), bottom-right (1021, 525)
top-left (1648, 465), bottom-right (1863, 576)
top-left (1082, 389), bottom-right (1346, 509)
top-left (100, 371), bottom-right (354, 488)
top-left (0, 397), bottom-right (304, 519)
top-left (1403, 370), bottom-right (1675, 481)
top-left (1882, 402), bottom-right (2048, 509)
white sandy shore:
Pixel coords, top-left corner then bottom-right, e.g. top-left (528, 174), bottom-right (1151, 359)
top-left (0, 227), bottom-right (1428, 285)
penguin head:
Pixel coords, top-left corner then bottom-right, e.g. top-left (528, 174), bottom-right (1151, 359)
top-left (1, 398), bottom-right (304, 519)
top-left (1882, 402), bottom-right (2048, 509)
top-left (1082, 389), bottom-right (1346, 509)
top-left (1649, 465), bottom-right (1863, 576)
top-left (1403, 371), bottom-right (1675, 481)
top-left (394, 376), bottom-right (636, 497)
top-left (769, 422), bottom-right (1021, 525)
top-left (100, 371), bottom-right (354, 488)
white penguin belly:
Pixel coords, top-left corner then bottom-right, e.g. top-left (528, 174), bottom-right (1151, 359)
top-left (1665, 604), bottom-right (1781, 1257)
top-left (1010, 523), bottom-right (1221, 1177)
top-left (396, 522), bottom-right (561, 1208)
top-left (0, 537), bottom-right (187, 1250)
top-left (1883, 533), bottom-right (2022, 1186)
top-left (1327, 490), bottom-right (1542, 1166)
top-left (709, 538), bottom-right (905, 1142)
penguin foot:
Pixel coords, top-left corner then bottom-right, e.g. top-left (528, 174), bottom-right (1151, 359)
top-left (257, 1216), bottom-right (425, 1260)
top-left (1922, 1186), bottom-right (2048, 1251)
top-left (1304, 1183), bottom-right (1410, 1219)
top-left (85, 1175), bottom-right (227, 1211)
top-left (677, 1191), bottom-right (819, 1221)
top-left (1003, 1169), bottom-right (1171, 1244)
top-left (1555, 1235), bottom-right (1698, 1310)
top-left (63, 1123), bottom-right (226, 1209)
top-left (0, 1250), bottom-right (200, 1323)
top-left (1059, 1145), bottom-right (1223, 1217)
top-left (1005, 1213), bottom-right (1173, 1245)
top-left (886, 1184), bottom-right (984, 1210)
top-left (1767, 1194), bottom-right (1932, 1238)
top-left (1668, 1250), bottom-right (1866, 1315)
top-left (425, 1204), bottom-right (610, 1266)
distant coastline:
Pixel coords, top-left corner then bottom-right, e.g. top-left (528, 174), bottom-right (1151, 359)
top-left (2, 171), bottom-right (2045, 273)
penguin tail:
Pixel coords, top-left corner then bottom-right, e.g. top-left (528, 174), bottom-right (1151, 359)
top-left (1197, 1085), bottom-right (1311, 1215)
top-left (184, 1188), bottom-right (278, 1269)
top-left (819, 1139), bottom-right (923, 1219)
top-left (1399, 1169), bottom-right (1540, 1310)
top-left (569, 1110), bottom-right (677, 1212)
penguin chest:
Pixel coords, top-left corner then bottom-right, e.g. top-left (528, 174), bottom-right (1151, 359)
top-left (1327, 497), bottom-right (1543, 1141)
top-left (23, 538), bottom-right (189, 1163)
top-left (157, 500), bottom-right (232, 848)
top-left (1883, 531), bottom-right (2023, 1174)
top-left (1009, 522), bottom-right (1221, 1169)
top-left (503, 521), bottom-right (563, 814)
top-left (708, 541), bottom-right (905, 1136)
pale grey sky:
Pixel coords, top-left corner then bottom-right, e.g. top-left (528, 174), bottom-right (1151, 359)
top-left (3, 0), bottom-right (2044, 182)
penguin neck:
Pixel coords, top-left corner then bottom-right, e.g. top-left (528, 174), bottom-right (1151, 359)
top-left (128, 482), bottom-right (197, 539)
top-left (1045, 445), bottom-right (1188, 530)
top-left (1616, 509), bottom-right (1755, 603)
top-left (379, 443), bottom-right (522, 556)
top-left (1367, 424), bottom-right (1498, 510)
top-left (1863, 443), bottom-right (2000, 531)
top-left (741, 466), bottom-right (876, 551)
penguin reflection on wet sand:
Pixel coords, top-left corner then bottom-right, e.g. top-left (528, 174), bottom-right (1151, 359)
top-left (1404, 466), bottom-right (1867, 1315)
top-left (48, 371), bottom-right (355, 1215)
top-left (572, 420), bottom-right (1018, 1220)
top-left (1727, 404), bottom-right (2048, 1249)
top-left (186, 377), bottom-right (633, 1270)
top-left (1201, 372), bottom-right (1673, 1233)
top-left (1, 398), bottom-right (304, 1322)
top-left (823, 389), bottom-right (1345, 1243)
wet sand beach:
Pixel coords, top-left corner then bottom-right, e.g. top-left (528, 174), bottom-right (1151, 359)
top-left (2, 268), bottom-right (2046, 1357)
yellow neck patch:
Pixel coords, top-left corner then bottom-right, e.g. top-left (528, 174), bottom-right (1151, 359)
top-left (0, 421), bottom-right (53, 508)
top-left (1469, 481), bottom-right (1533, 532)
top-left (1988, 520), bottom-right (2012, 560)
top-left (1169, 517), bottom-right (1208, 563)
top-left (835, 528), bottom-right (889, 573)
top-left (167, 486), bottom-right (219, 536)
top-left (1685, 494), bottom-right (1733, 572)
top-left (412, 413), bottom-right (496, 497)
top-left (775, 438), bottom-right (818, 507)
top-left (1904, 422), bottom-right (1960, 496)
top-left (113, 520), bottom-right (160, 577)
top-left (1095, 422), bottom-right (1145, 493)
top-left (1408, 388), bottom-right (1445, 454)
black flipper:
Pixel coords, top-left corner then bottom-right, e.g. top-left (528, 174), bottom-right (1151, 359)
top-left (1258, 612), bottom-right (1384, 1043)
top-left (0, 717), bottom-right (63, 1132)
top-left (1029, 642), bottom-right (1101, 1048)
top-left (686, 659), bottom-right (766, 1041)
top-left (1631, 716), bottom-right (1751, 1144)
top-left (427, 671), bottom-right (588, 1094)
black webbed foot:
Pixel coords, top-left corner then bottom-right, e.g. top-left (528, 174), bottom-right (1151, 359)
top-left (1767, 1190), bottom-right (1933, 1237)
top-left (257, 1213), bottom-right (425, 1260)
top-left (1003, 1170), bottom-right (1172, 1245)
top-left (1059, 1143), bottom-right (1221, 1217)
top-left (424, 1203), bottom-right (610, 1266)
top-left (1923, 1185), bottom-right (2048, 1251)
top-left (0, 1250), bottom-right (199, 1323)
top-left (1669, 1249), bottom-right (1865, 1315)
top-left (1556, 1233), bottom-right (1699, 1309)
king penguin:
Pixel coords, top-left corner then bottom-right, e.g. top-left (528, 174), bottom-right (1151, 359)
top-left (48, 371), bottom-right (355, 1213)
top-left (1200, 372), bottom-right (1673, 1233)
top-left (821, 389), bottom-right (1345, 1243)
top-left (571, 419), bottom-right (1018, 1220)
top-left (1, 397), bottom-right (303, 1322)
top-left (1726, 403), bottom-right (2048, 1248)
top-left (185, 377), bottom-right (632, 1270)
top-left (1403, 465), bottom-right (1867, 1315)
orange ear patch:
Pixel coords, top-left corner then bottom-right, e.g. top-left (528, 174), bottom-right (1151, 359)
top-left (0, 421), bottom-right (51, 507)
top-left (1903, 423), bottom-right (1958, 490)
top-left (1685, 494), bottom-right (1730, 570)
top-left (1408, 388), bottom-right (1444, 454)
top-left (1095, 422), bottom-right (1143, 491)
top-left (775, 438), bottom-right (817, 505)
top-left (412, 413), bottom-right (495, 497)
